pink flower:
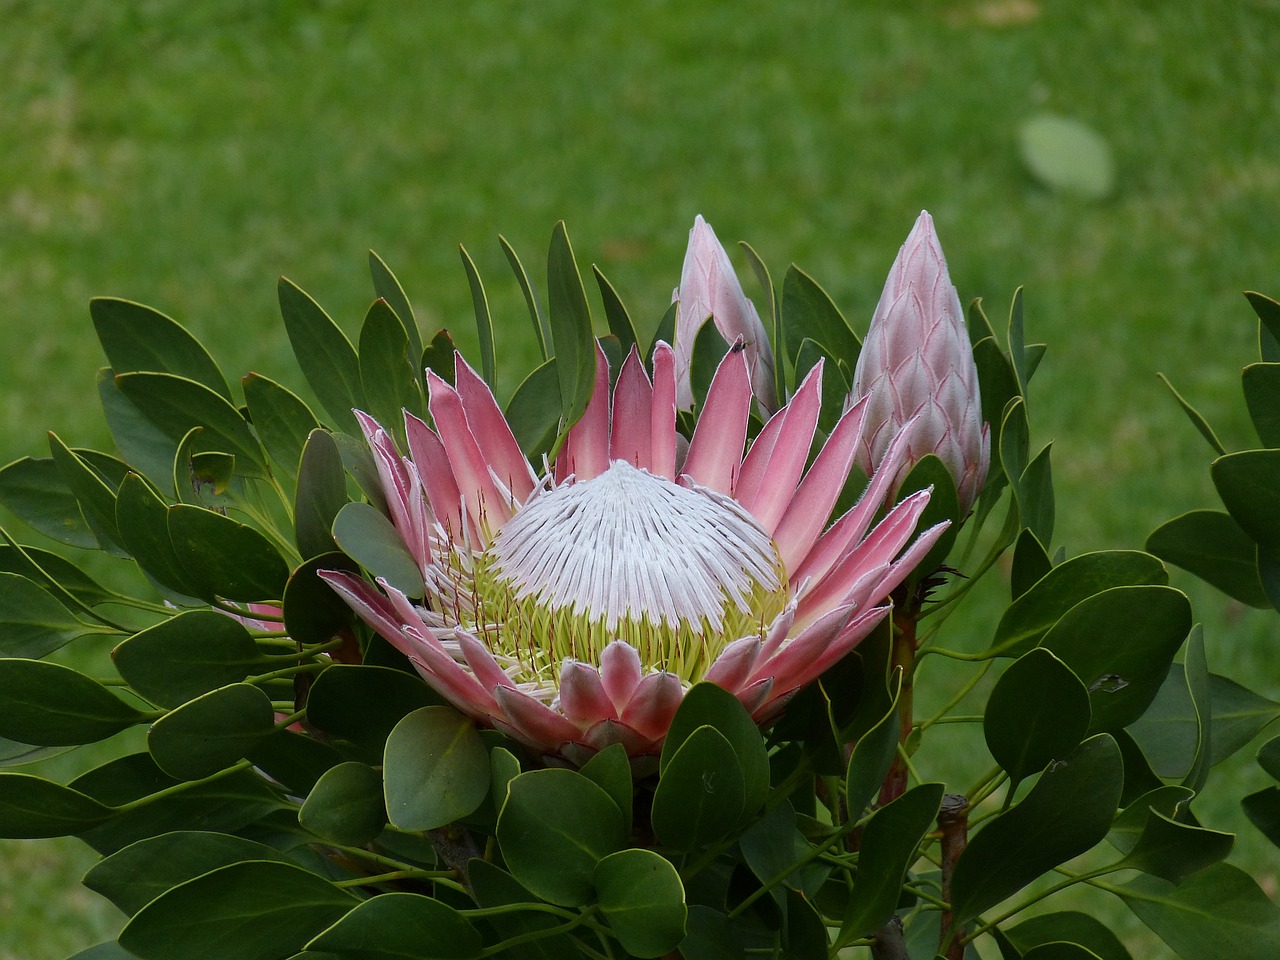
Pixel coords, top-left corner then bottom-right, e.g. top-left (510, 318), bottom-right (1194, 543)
top-left (673, 215), bottom-right (777, 413)
top-left (849, 211), bottom-right (990, 515)
top-left (322, 344), bottom-right (946, 764)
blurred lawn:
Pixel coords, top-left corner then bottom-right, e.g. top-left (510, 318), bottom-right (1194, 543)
top-left (2, 1), bottom-right (1279, 956)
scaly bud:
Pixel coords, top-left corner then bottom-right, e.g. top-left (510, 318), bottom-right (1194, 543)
top-left (849, 211), bottom-right (990, 514)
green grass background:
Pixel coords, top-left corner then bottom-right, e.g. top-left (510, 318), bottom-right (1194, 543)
top-left (2, 0), bottom-right (1278, 955)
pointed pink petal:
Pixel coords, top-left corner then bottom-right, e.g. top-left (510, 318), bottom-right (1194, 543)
top-left (599, 640), bottom-right (643, 714)
top-left (455, 630), bottom-right (517, 693)
top-left (733, 403), bottom-right (787, 505)
top-left (619, 672), bottom-right (684, 741)
top-left (741, 360), bottom-right (823, 531)
top-left (681, 345), bottom-right (751, 493)
top-left (354, 410), bottom-right (424, 562)
top-left (408, 629), bottom-right (502, 718)
top-left (404, 411), bottom-right (472, 547)
top-left (703, 635), bottom-right (762, 693)
top-left (771, 606), bottom-right (890, 697)
top-left (427, 369), bottom-right (512, 540)
top-left (650, 342), bottom-right (678, 480)
top-left (557, 342), bottom-right (612, 483)
top-left (610, 346), bottom-right (653, 467)
top-left (580, 718), bottom-right (658, 757)
top-left (453, 353), bottom-right (536, 504)
top-left (734, 676), bottom-right (775, 717)
top-left (494, 686), bottom-right (584, 748)
top-left (319, 570), bottom-right (408, 648)
top-left (772, 394), bottom-right (870, 571)
top-left (559, 661), bottom-right (619, 725)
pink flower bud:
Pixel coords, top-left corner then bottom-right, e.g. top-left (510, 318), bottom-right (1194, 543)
top-left (850, 211), bottom-right (990, 514)
top-left (673, 215), bottom-right (777, 413)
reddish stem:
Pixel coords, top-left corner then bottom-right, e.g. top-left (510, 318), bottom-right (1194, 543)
top-left (938, 794), bottom-right (970, 960)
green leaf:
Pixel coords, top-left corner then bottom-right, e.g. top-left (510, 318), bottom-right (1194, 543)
top-left (739, 802), bottom-right (826, 900)
top-left (680, 905), bottom-right (744, 960)
top-left (1242, 786), bottom-right (1280, 846)
top-left (0, 772), bottom-right (113, 838)
top-left (652, 725), bottom-right (745, 851)
top-left (308, 892), bottom-right (481, 959)
top-left (1112, 807), bottom-right (1232, 883)
top-left (989, 550), bottom-right (1168, 657)
top-left (497, 767), bottom-right (626, 906)
top-left (595, 849), bottom-right (687, 958)
top-left (973, 337), bottom-right (1019, 486)
top-left (167, 504), bottom-right (291, 602)
top-left (148, 683), bottom-right (277, 780)
top-left (331, 501), bottom-right (423, 598)
top-left (242, 373), bottom-right (322, 486)
top-left (1000, 397), bottom-right (1030, 512)
top-left (950, 734), bottom-right (1123, 924)
top-left (1212, 450), bottom-right (1280, 552)
top-left (90, 297), bottom-right (233, 401)
top-left (1242, 362), bottom-right (1280, 447)
top-left (294, 430), bottom-right (348, 560)
top-left (113, 610), bottom-right (268, 708)
top-left (114, 473), bottom-right (200, 598)
top-left (1181, 625), bottom-right (1212, 793)
top-left (1007, 912), bottom-right (1133, 960)
top-left (661, 682), bottom-right (769, 822)
top-left (505, 356), bottom-right (562, 460)
top-left (794, 337), bottom-right (852, 435)
top-left (120, 860), bottom-right (356, 960)
top-left (1018, 113), bottom-right (1115, 200)
top-left (247, 728), bottom-right (342, 798)
top-left (278, 276), bottom-right (363, 435)
top-left (845, 671), bottom-right (903, 817)
top-left (547, 222), bottom-right (596, 428)
top-left (1010, 528), bottom-right (1052, 600)
top-left (985, 649), bottom-right (1091, 789)
top-left (579, 742), bottom-right (633, 828)
top-left (1246, 291), bottom-right (1280, 362)
top-left (383, 706), bottom-right (488, 831)
top-left (299, 761), bottom-right (387, 847)
top-left (1156, 373), bottom-right (1226, 456)
top-left (0, 544), bottom-right (114, 608)
top-left (306, 665), bottom-right (439, 763)
top-left (359, 298), bottom-right (424, 434)
top-left (1021, 442), bottom-right (1055, 546)
top-left (458, 244), bottom-right (496, 388)
top-left (0, 571), bottom-right (101, 658)
top-left (737, 240), bottom-right (782, 405)
top-left (369, 249), bottom-right (424, 371)
top-left (840, 782), bottom-right (944, 939)
top-left (48, 434), bottom-right (127, 556)
top-left (1147, 510), bottom-right (1269, 608)
top-left (1260, 735), bottom-right (1280, 780)
top-left (98, 366), bottom-right (181, 487)
top-left (0, 456), bottom-right (97, 548)
top-left (1039, 585), bottom-right (1191, 734)
top-left (593, 264), bottom-right (640, 357)
top-left (469, 860), bottom-right (578, 960)
top-left (0, 658), bottom-right (146, 745)
top-left (500, 234), bottom-right (552, 361)
top-left (115, 372), bottom-right (268, 478)
top-left (895, 453), bottom-right (961, 577)
top-left (647, 300), bottom-right (678, 366)
top-left (781, 265), bottom-right (859, 368)
top-left (489, 746), bottom-right (520, 812)
top-left (689, 319), bottom-right (731, 413)
top-left (1008, 288), bottom-right (1028, 398)
top-left (282, 553), bottom-right (359, 646)
top-left (1117, 863), bottom-right (1280, 960)
top-left (85, 830), bottom-right (295, 917)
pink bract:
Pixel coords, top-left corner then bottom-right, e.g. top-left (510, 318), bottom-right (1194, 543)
top-left (322, 342), bottom-right (947, 764)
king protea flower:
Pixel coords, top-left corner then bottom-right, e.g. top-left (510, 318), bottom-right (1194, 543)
top-left (673, 215), bottom-right (778, 413)
top-left (849, 211), bottom-right (990, 515)
top-left (321, 342), bottom-right (946, 763)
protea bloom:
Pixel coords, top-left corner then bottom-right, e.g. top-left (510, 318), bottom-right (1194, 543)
top-left (673, 215), bottom-right (777, 413)
top-left (849, 211), bottom-right (990, 515)
top-left (321, 342), bottom-right (946, 764)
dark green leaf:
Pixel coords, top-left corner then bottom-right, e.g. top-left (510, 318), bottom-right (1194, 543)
top-left (593, 264), bottom-right (640, 357)
top-left (469, 860), bottom-right (577, 960)
top-left (989, 551), bottom-right (1168, 657)
top-left (739, 802), bottom-right (826, 899)
top-left (306, 665), bottom-right (438, 763)
top-left (689, 319), bottom-right (731, 413)
top-left (652, 725), bottom-right (745, 851)
top-left (1246, 291), bottom-right (1280, 361)
top-left (120, 860), bottom-right (356, 960)
top-left (383, 706), bottom-right (488, 831)
top-left (1021, 443), bottom-right (1055, 546)
top-left (579, 742), bottom-right (632, 828)
top-left (359, 298), bottom-right (424, 431)
top-left (1212, 449), bottom-right (1280, 551)
top-left (48, 434), bottom-right (127, 556)
top-left (278, 277), bottom-right (363, 435)
top-left (985, 649), bottom-right (1091, 788)
top-left (369, 249), bottom-right (424, 370)
top-left (0, 735), bottom-right (66, 767)
top-left (1156, 373), bottom-right (1225, 456)
top-left (114, 473), bottom-right (200, 598)
top-left (794, 338), bottom-right (852, 435)
top-left (331, 501), bottom-right (423, 598)
top-left (1181, 625), bottom-right (1212, 793)
top-left (973, 338), bottom-right (1018, 486)
top-left (91, 297), bottom-right (232, 400)
top-left (679, 905), bottom-right (744, 960)
top-left (1260, 735), bottom-right (1280, 780)
top-left (0, 544), bottom-right (113, 608)
top-left (0, 456), bottom-right (97, 548)
top-left (547, 222), bottom-right (596, 428)
top-left (1112, 807), bottom-right (1232, 883)
top-left (294, 430), bottom-right (348, 560)
top-left (308, 892), bottom-right (481, 959)
top-left (113, 610), bottom-right (268, 708)
top-left (1011, 528), bottom-right (1052, 600)
top-left (595, 849), bottom-right (687, 958)
top-left (1243, 362), bottom-right (1280, 447)
top-left (497, 767), bottom-right (626, 906)
top-left (736, 240), bottom-right (782, 405)
top-left (1039, 585), bottom-right (1190, 734)
top-left (840, 782), bottom-right (944, 939)
top-left (950, 734), bottom-right (1123, 924)
top-left (1147, 510), bottom-right (1269, 608)
top-left (299, 761), bottom-right (386, 846)
top-left (1117, 863), bottom-right (1280, 960)
top-left (458, 244), bottom-right (496, 388)
top-left (500, 235), bottom-right (551, 361)
top-left (647, 301), bottom-right (678, 366)
top-left (115, 372), bottom-right (267, 478)
top-left (895, 453), bottom-right (961, 577)
top-left (1008, 288), bottom-right (1027, 396)
top-left (1007, 912), bottom-right (1133, 960)
top-left (98, 367), bottom-right (180, 487)
top-left (85, 830), bottom-right (295, 916)
top-left (282, 552), bottom-right (359, 646)
top-left (148, 683), bottom-right (277, 780)
top-left (1000, 397), bottom-right (1030, 513)
top-left (1242, 786), bottom-right (1280, 846)
top-left (781, 264), bottom-right (859, 368)
top-left (0, 772), bottom-right (113, 838)
top-left (0, 571), bottom-right (102, 658)
top-left (167, 504), bottom-right (291, 602)
top-left (0, 658), bottom-right (145, 745)
top-left (845, 671), bottom-right (903, 817)
top-left (242, 373), bottom-right (322, 486)
top-left (505, 356), bottom-right (562, 460)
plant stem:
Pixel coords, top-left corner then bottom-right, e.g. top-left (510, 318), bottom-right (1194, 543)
top-left (937, 794), bottom-right (969, 960)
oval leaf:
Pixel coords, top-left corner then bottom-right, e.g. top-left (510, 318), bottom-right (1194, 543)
top-left (595, 849), bottom-right (687, 959)
top-left (167, 504), bottom-right (291, 603)
top-left (331, 501), bottom-right (424, 599)
top-left (113, 610), bottom-right (267, 708)
top-left (148, 683), bottom-right (277, 781)
top-left (308, 892), bottom-right (481, 959)
top-left (383, 706), bottom-right (488, 832)
top-left (984, 648), bottom-right (1091, 787)
top-left (300, 761), bottom-right (387, 846)
top-left (0, 658), bottom-right (146, 745)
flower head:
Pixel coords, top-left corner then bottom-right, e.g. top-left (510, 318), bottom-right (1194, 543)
top-left (674, 215), bottom-right (777, 413)
top-left (322, 343), bottom-right (946, 764)
top-left (849, 211), bottom-right (990, 514)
